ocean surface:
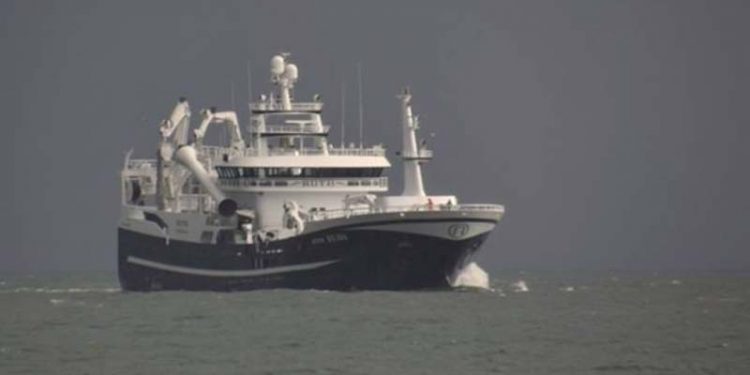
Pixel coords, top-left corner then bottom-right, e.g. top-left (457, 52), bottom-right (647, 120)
top-left (1, 266), bottom-right (748, 374)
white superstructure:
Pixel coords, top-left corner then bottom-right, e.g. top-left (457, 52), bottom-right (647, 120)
top-left (121, 54), bottom-right (501, 245)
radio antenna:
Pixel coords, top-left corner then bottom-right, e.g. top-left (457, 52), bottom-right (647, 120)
top-left (246, 61), bottom-right (253, 103)
top-left (340, 81), bottom-right (346, 148)
top-left (230, 81), bottom-right (236, 110)
top-left (357, 62), bottom-right (364, 149)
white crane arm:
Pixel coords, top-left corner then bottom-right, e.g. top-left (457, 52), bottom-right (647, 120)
top-left (159, 99), bottom-right (191, 144)
top-left (193, 109), bottom-right (246, 149)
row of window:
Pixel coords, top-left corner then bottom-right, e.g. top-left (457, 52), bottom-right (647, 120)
top-left (220, 179), bottom-right (385, 188)
top-left (216, 167), bottom-right (384, 179)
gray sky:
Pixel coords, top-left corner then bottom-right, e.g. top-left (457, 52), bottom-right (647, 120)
top-left (2, 0), bottom-right (749, 273)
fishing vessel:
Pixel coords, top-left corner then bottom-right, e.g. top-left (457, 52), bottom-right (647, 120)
top-left (118, 54), bottom-right (504, 291)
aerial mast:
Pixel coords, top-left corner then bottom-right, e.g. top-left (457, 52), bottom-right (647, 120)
top-left (270, 54), bottom-right (298, 111)
top-left (246, 60), bottom-right (253, 105)
top-left (357, 62), bottom-right (364, 149)
top-left (397, 87), bottom-right (431, 197)
top-left (340, 81), bottom-right (346, 147)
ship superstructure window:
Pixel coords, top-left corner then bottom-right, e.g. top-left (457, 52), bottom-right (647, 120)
top-left (302, 168), bottom-right (383, 178)
top-left (216, 167), bottom-right (383, 179)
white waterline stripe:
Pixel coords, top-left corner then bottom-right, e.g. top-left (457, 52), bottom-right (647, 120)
top-left (127, 256), bottom-right (339, 277)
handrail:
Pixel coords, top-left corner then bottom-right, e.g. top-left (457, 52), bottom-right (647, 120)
top-left (401, 149), bottom-right (433, 159)
top-left (219, 177), bottom-right (389, 189)
top-left (306, 203), bottom-right (504, 222)
top-left (452, 204), bottom-right (505, 211)
top-left (125, 147), bottom-right (388, 171)
top-left (261, 125), bottom-right (330, 134)
top-left (125, 159), bottom-right (158, 170)
top-left (327, 148), bottom-right (385, 157)
top-left (250, 102), bottom-right (323, 112)
top-left (177, 194), bottom-right (216, 212)
top-left (199, 145), bottom-right (386, 158)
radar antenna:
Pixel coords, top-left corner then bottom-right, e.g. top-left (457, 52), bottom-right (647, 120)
top-left (270, 53), bottom-right (298, 110)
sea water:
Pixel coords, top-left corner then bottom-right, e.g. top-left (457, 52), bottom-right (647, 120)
top-left (1, 270), bottom-right (748, 374)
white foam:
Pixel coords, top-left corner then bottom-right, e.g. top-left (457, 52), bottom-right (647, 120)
top-left (511, 280), bottom-right (529, 293)
top-left (670, 279), bottom-right (682, 285)
top-left (49, 299), bottom-right (65, 305)
top-left (1, 287), bottom-right (120, 294)
top-left (449, 262), bottom-right (491, 290)
top-left (561, 286), bottom-right (575, 292)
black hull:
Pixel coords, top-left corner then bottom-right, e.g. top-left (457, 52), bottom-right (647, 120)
top-left (118, 224), bottom-right (491, 291)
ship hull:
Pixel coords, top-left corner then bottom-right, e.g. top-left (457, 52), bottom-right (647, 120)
top-left (117, 217), bottom-right (496, 291)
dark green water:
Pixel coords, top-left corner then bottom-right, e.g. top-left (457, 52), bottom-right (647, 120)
top-left (1, 271), bottom-right (748, 374)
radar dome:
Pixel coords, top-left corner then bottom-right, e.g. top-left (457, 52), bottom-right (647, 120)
top-left (270, 55), bottom-right (285, 76)
top-left (284, 63), bottom-right (299, 81)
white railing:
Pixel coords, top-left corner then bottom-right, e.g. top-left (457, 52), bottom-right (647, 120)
top-left (200, 146), bottom-right (238, 161)
top-left (257, 147), bottom-right (385, 157)
top-left (306, 203), bottom-right (504, 222)
top-left (451, 204), bottom-right (505, 211)
top-left (199, 145), bottom-right (386, 158)
top-left (262, 125), bottom-right (330, 134)
top-left (220, 177), bottom-right (389, 190)
top-left (177, 194), bottom-right (215, 212)
top-left (126, 159), bottom-right (157, 170)
top-left (250, 102), bottom-right (323, 112)
top-left (401, 149), bottom-right (433, 159)
top-left (328, 148), bottom-right (386, 157)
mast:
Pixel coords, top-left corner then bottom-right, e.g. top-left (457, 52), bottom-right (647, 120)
top-left (396, 87), bottom-right (430, 197)
top-left (247, 60), bottom-right (253, 104)
top-left (270, 53), bottom-right (298, 111)
top-left (357, 62), bottom-right (364, 148)
top-left (340, 81), bottom-right (346, 147)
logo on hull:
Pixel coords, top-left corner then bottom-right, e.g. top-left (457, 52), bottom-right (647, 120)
top-left (447, 224), bottom-right (470, 239)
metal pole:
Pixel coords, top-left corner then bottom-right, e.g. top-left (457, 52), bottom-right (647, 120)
top-left (340, 81), bottom-right (346, 148)
top-left (357, 62), bottom-right (364, 149)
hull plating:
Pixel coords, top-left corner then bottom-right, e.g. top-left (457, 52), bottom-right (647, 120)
top-left (118, 223), bottom-right (492, 291)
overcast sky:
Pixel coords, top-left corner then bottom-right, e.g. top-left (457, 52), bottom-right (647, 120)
top-left (2, 0), bottom-right (749, 273)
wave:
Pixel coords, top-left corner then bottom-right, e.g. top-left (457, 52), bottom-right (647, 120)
top-left (449, 262), bottom-right (491, 290)
top-left (511, 280), bottom-right (529, 293)
top-left (0, 287), bottom-right (120, 294)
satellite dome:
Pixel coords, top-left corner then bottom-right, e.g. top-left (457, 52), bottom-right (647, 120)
top-left (284, 63), bottom-right (299, 81)
top-left (270, 55), bottom-right (285, 75)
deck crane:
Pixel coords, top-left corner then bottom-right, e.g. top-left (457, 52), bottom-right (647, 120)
top-left (193, 108), bottom-right (246, 150)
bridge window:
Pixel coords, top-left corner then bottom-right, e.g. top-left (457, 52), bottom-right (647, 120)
top-left (301, 168), bottom-right (383, 178)
top-left (242, 168), bottom-right (260, 177)
top-left (216, 167), bottom-right (383, 179)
